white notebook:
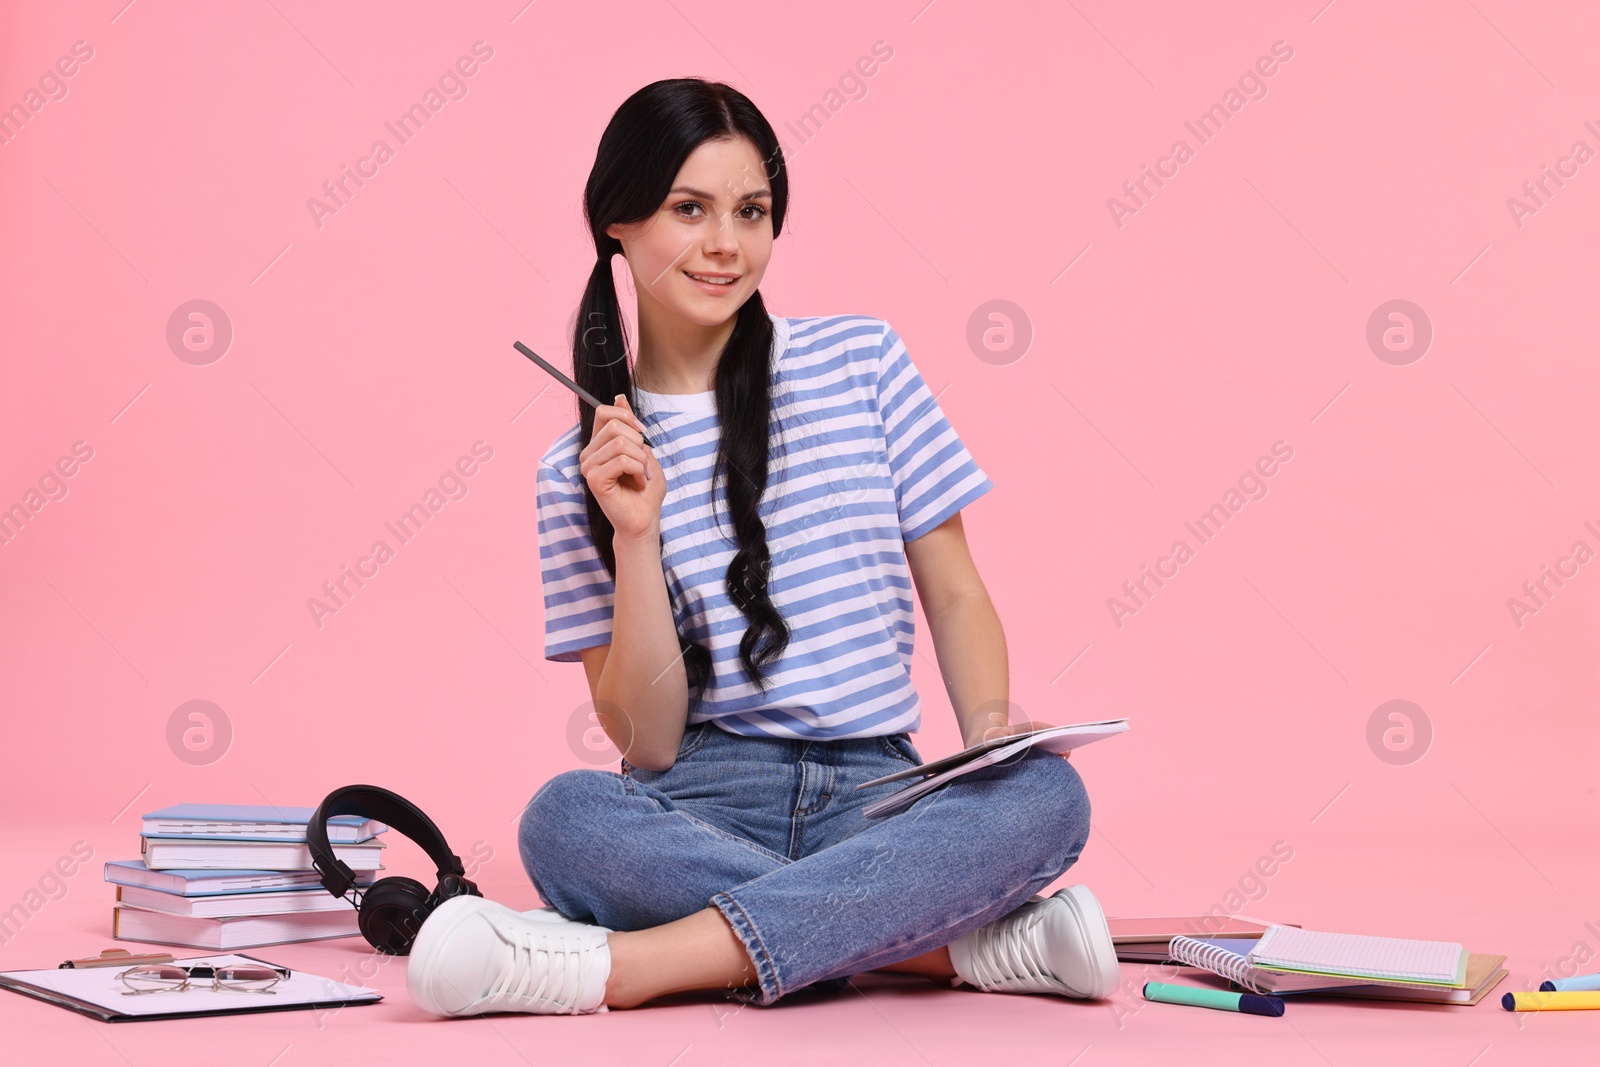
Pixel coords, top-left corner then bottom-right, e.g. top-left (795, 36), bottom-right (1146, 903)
top-left (1246, 925), bottom-right (1468, 986)
top-left (854, 719), bottom-right (1129, 819)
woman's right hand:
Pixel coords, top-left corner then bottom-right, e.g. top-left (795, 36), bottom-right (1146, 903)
top-left (579, 393), bottom-right (664, 540)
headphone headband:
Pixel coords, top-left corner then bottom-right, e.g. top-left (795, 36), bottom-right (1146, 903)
top-left (308, 784), bottom-right (466, 899)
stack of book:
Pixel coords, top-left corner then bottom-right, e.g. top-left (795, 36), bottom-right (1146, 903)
top-left (103, 803), bottom-right (388, 950)
top-left (1170, 925), bottom-right (1508, 1006)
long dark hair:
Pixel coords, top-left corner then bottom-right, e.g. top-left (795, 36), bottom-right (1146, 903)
top-left (572, 77), bottom-right (791, 702)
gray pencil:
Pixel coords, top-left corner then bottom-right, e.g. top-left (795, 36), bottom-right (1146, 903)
top-left (513, 340), bottom-right (653, 448)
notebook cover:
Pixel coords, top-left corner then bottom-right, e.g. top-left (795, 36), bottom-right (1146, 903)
top-left (858, 721), bottom-right (1130, 817)
top-left (856, 720), bottom-right (1129, 789)
top-left (1247, 926), bottom-right (1469, 987)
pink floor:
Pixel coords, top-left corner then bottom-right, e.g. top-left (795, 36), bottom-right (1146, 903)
top-left (3, 820), bottom-right (1593, 1066)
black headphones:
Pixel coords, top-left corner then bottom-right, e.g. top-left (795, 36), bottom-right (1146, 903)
top-left (307, 784), bottom-right (481, 955)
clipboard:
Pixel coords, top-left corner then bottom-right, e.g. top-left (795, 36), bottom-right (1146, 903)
top-left (0, 952), bottom-right (381, 1023)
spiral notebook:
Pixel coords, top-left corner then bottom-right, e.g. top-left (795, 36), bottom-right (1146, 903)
top-left (1170, 933), bottom-right (1507, 1005)
top-left (1170, 936), bottom-right (1374, 995)
top-left (1247, 925), bottom-right (1468, 986)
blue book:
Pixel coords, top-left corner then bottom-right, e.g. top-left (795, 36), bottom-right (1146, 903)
top-left (140, 803), bottom-right (386, 844)
top-left (104, 860), bottom-right (378, 896)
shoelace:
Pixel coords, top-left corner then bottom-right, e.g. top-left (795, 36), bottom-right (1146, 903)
top-left (965, 902), bottom-right (1063, 992)
top-left (480, 921), bottom-right (602, 1013)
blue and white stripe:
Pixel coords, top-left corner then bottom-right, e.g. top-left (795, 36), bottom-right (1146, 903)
top-left (535, 313), bottom-right (994, 740)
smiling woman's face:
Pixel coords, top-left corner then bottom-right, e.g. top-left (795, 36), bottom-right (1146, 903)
top-left (605, 136), bottom-right (775, 329)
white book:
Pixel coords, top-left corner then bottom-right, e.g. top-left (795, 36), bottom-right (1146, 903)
top-left (854, 719), bottom-right (1130, 818)
top-left (103, 860), bottom-right (378, 895)
top-left (113, 904), bottom-right (362, 950)
top-left (115, 884), bottom-right (356, 918)
top-left (141, 837), bottom-right (384, 872)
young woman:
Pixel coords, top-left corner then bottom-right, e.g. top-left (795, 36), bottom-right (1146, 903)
top-left (406, 77), bottom-right (1120, 1016)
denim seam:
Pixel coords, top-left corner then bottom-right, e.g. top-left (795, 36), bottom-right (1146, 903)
top-left (795, 761), bottom-right (836, 816)
top-left (791, 761), bottom-right (834, 817)
top-left (876, 734), bottom-right (917, 765)
top-left (617, 766), bottom-right (791, 865)
top-left (788, 762), bottom-right (808, 858)
top-left (710, 889), bottom-right (783, 1005)
top-left (675, 808), bottom-right (792, 866)
top-left (792, 759), bottom-right (809, 817)
top-left (679, 721), bottom-right (712, 758)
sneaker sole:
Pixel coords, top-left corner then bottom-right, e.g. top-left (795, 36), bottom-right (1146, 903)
top-left (1052, 885), bottom-right (1120, 1000)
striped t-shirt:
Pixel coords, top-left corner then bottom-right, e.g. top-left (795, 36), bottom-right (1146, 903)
top-left (535, 312), bottom-right (994, 740)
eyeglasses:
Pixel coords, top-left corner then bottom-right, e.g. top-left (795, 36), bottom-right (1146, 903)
top-left (118, 963), bottom-right (289, 996)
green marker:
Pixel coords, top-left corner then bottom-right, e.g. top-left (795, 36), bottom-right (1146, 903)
top-left (1143, 981), bottom-right (1285, 1017)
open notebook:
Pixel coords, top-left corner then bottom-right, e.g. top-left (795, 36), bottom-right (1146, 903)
top-left (1170, 932), bottom-right (1507, 1005)
top-left (854, 719), bottom-right (1129, 818)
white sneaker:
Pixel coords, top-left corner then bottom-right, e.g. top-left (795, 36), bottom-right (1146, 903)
top-left (407, 896), bottom-right (614, 1016)
top-left (948, 884), bottom-right (1120, 1000)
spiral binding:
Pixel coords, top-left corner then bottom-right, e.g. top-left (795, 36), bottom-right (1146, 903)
top-left (1168, 935), bottom-right (1268, 994)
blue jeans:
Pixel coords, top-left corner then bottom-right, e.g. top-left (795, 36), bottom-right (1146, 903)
top-left (517, 720), bottom-right (1092, 1006)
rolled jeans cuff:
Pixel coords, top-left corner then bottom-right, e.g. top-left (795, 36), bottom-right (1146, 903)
top-left (710, 889), bottom-right (785, 1006)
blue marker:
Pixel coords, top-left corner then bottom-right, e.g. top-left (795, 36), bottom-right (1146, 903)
top-left (1540, 971), bottom-right (1600, 992)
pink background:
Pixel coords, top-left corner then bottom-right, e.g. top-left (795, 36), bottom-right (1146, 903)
top-left (2, 0), bottom-right (1596, 1061)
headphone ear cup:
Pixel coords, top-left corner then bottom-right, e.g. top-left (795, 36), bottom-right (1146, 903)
top-left (358, 876), bottom-right (434, 955)
top-left (435, 873), bottom-right (483, 903)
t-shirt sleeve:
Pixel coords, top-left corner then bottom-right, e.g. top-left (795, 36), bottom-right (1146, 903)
top-left (535, 460), bottom-right (615, 661)
top-left (876, 323), bottom-right (995, 542)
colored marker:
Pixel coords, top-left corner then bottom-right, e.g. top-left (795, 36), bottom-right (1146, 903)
top-left (1502, 990), bottom-right (1600, 1011)
top-left (1540, 972), bottom-right (1600, 992)
top-left (1144, 981), bottom-right (1284, 1017)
